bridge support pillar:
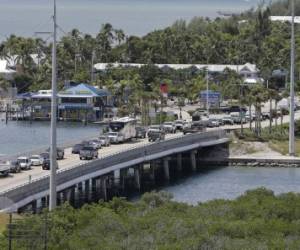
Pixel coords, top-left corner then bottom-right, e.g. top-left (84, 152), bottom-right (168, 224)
top-left (101, 177), bottom-right (108, 201)
top-left (190, 150), bottom-right (197, 171)
top-left (41, 197), bottom-right (47, 208)
top-left (77, 182), bottom-right (83, 191)
top-left (163, 158), bottom-right (170, 181)
top-left (70, 187), bottom-right (76, 206)
top-left (114, 169), bottom-right (121, 187)
top-left (85, 180), bottom-right (90, 202)
top-left (134, 167), bottom-right (141, 191)
top-left (31, 200), bottom-right (37, 214)
top-left (177, 153), bottom-right (182, 172)
top-left (150, 162), bottom-right (156, 183)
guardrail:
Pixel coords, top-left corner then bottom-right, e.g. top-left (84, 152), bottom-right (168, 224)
top-left (0, 130), bottom-right (228, 209)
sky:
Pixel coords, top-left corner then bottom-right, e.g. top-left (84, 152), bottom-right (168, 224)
top-left (0, 0), bottom-right (261, 39)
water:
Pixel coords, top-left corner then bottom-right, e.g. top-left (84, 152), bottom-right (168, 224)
top-left (162, 166), bottom-right (300, 204)
top-left (0, 120), bottom-right (101, 156)
top-left (0, 0), bottom-right (261, 38)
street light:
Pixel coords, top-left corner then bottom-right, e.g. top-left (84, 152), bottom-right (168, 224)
top-left (49, 0), bottom-right (58, 211)
top-left (289, 0), bottom-right (295, 156)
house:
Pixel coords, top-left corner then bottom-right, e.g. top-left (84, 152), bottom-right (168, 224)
top-left (58, 83), bottom-right (112, 122)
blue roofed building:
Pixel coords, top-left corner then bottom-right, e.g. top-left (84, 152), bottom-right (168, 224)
top-left (58, 83), bottom-right (112, 122)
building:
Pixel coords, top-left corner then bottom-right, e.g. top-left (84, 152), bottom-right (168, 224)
top-left (94, 62), bottom-right (260, 78)
top-left (58, 83), bottom-right (112, 122)
top-left (0, 59), bottom-right (16, 80)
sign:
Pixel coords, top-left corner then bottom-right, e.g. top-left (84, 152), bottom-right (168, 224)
top-left (200, 91), bottom-right (221, 106)
top-left (160, 83), bottom-right (168, 98)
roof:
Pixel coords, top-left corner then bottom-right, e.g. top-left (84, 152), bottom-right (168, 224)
top-left (0, 60), bottom-right (16, 74)
top-left (59, 83), bottom-right (111, 98)
top-left (94, 63), bottom-right (259, 74)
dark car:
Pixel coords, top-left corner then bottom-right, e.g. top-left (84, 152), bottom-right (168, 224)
top-left (42, 159), bottom-right (59, 170)
top-left (135, 126), bottom-right (147, 138)
top-left (9, 160), bottom-right (21, 173)
top-left (79, 146), bottom-right (98, 160)
top-left (46, 147), bottom-right (64, 160)
top-left (183, 122), bottom-right (206, 135)
top-left (222, 106), bottom-right (247, 114)
top-left (42, 158), bottom-right (50, 170)
top-left (72, 144), bottom-right (84, 154)
top-left (148, 130), bottom-right (165, 142)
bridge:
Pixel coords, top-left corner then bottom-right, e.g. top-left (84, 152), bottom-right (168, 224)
top-left (0, 130), bottom-right (229, 212)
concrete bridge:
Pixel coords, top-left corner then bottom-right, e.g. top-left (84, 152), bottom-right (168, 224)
top-left (0, 130), bottom-right (229, 212)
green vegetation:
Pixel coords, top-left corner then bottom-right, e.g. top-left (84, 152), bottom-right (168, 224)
top-left (2, 189), bottom-right (300, 249)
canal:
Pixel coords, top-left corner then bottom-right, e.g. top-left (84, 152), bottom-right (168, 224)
top-left (0, 120), bottom-right (101, 156)
top-left (161, 166), bottom-right (300, 204)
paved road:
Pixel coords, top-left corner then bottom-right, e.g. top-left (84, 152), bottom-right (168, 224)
top-left (0, 133), bottom-right (182, 193)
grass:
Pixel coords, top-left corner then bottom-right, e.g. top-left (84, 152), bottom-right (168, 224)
top-left (269, 139), bottom-right (300, 156)
top-left (0, 214), bottom-right (9, 235)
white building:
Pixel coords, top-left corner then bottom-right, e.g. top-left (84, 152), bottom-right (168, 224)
top-left (0, 59), bottom-right (16, 80)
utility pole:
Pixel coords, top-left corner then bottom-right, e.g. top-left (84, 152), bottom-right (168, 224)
top-left (91, 50), bottom-right (95, 83)
top-left (50, 0), bottom-right (58, 210)
top-left (206, 67), bottom-right (209, 116)
top-left (289, 0), bottom-right (295, 156)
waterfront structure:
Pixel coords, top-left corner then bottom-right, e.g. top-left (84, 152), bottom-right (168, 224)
top-left (58, 83), bottom-right (112, 122)
top-left (17, 84), bottom-right (112, 122)
top-left (0, 130), bottom-right (229, 212)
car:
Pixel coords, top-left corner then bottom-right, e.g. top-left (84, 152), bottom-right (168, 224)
top-left (183, 122), bottom-right (206, 135)
top-left (99, 135), bottom-right (111, 146)
top-left (79, 145), bottom-right (99, 160)
top-left (222, 105), bottom-right (247, 114)
top-left (162, 122), bottom-right (176, 133)
top-left (174, 120), bottom-right (184, 130)
top-left (42, 159), bottom-right (59, 170)
top-left (0, 162), bottom-right (10, 176)
top-left (148, 130), bottom-right (165, 142)
top-left (72, 144), bottom-right (85, 154)
top-left (107, 132), bottom-right (124, 144)
top-left (42, 158), bottom-right (50, 170)
top-left (135, 126), bottom-right (147, 138)
top-left (207, 119), bottom-right (220, 128)
top-left (46, 147), bottom-right (64, 160)
top-left (30, 155), bottom-right (44, 166)
top-left (222, 116), bottom-right (234, 125)
top-left (147, 125), bottom-right (163, 136)
top-left (7, 160), bottom-right (21, 173)
top-left (89, 139), bottom-right (102, 149)
top-left (17, 157), bottom-right (31, 170)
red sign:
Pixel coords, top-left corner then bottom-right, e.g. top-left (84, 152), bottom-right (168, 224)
top-left (160, 83), bottom-right (168, 97)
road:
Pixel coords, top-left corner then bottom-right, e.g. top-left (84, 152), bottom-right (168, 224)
top-left (0, 133), bottom-right (182, 194)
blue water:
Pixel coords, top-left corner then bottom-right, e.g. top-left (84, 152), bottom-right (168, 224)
top-left (163, 167), bottom-right (300, 204)
top-left (0, 0), bottom-right (260, 38)
top-left (0, 120), bottom-right (101, 156)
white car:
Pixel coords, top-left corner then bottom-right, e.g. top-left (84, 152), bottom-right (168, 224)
top-left (107, 132), bottom-right (124, 144)
top-left (30, 155), bottom-right (44, 166)
top-left (17, 157), bottom-right (31, 170)
top-left (163, 122), bottom-right (176, 133)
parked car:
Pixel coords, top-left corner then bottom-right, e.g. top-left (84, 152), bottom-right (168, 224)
top-left (222, 105), bottom-right (247, 114)
top-left (17, 157), bottom-right (31, 170)
top-left (107, 132), bottom-right (124, 144)
top-left (230, 112), bottom-right (246, 124)
top-left (135, 127), bottom-right (147, 138)
top-left (99, 135), bottom-right (111, 147)
top-left (148, 130), bottom-right (165, 142)
top-left (79, 145), bottom-right (99, 160)
top-left (30, 155), bottom-right (44, 166)
top-left (163, 122), bottom-right (176, 133)
top-left (72, 144), bottom-right (85, 154)
top-left (0, 162), bottom-right (11, 176)
top-left (8, 160), bottom-right (21, 173)
top-left (46, 147), bottom-right (64, 160)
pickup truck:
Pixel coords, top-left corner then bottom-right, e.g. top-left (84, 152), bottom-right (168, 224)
top-left (183, 122), bottom-right (206, 135)
top-left (0, 163), bottom-right (11, 176)
top-left (79, 146), bottom-right (98, 160)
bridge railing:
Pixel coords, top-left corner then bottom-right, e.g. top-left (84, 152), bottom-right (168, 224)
top-left (0, 130), bottom-right (227, 208)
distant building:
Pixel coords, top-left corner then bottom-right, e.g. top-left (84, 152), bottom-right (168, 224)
top-left (94, 62), bottom-right (261, 83)
top-left (0, 59), bottom-right (16, 80)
